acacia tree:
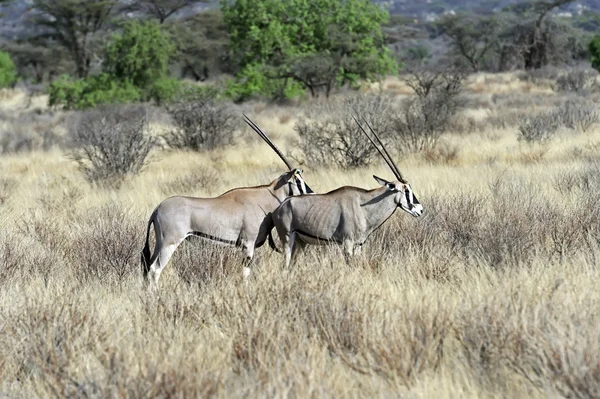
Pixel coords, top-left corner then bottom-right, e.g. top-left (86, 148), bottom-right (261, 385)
top-left (437, 13), bottom-right (503, 71)
top-left (221, 0), bottom-right (397, 99)
top-left (122, 0), bottom-right (204, 24)
top-left (31, 0), bottom-right (116, 78)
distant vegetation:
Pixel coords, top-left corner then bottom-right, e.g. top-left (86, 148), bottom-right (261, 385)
top-left (0, 0), bottom-right (598, 104)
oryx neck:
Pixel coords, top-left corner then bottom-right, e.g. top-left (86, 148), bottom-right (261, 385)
top-left (360, 187), bottom-right (398, 232)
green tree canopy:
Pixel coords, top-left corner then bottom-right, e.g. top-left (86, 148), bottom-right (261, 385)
top-left (104, 20), bottom-right (175, 91)
top-left (221, 0), bottom-right (397, 99)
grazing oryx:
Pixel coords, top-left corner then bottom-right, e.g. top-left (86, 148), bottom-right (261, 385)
top-left (271, 117), bottom-right (423, 267)
top-left (141, 115), bottom-right (313, 290)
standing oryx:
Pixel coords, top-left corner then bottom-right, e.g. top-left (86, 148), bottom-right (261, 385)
top-left (141, 115), bottom-right (313, 290)
top-left (271, 117), bottom-right (423, 267)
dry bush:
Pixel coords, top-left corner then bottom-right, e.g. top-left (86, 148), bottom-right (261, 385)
top-left (159, 168), bottom-right (219, 196)
top-left (69, 105), bottom-right (158, 187)
top-left (69, 204), bottom-right (144, 284)
top-left (517, 110), bottom-right (561, 143)
top-left (553, 162), bottom-right (600, 193)
top-left (0, 232), bottom-right (59, 285)
top-left (294, 95), bottom-right (396, 169)
top-left (554, 68), bottom-right (598, 93)
top-left (555, 98), bottom-right (599, 133)
top-left (395, 70), bottom-right (465, 152)
top-left (0, 110), bottom-right (64, 154)
top-left (165, 88), bottom-right (237, 151)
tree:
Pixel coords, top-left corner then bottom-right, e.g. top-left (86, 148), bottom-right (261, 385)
top-left (221, 0), bottom-right (397, 99)
top-left (122, 0), bottom-right (203, 24)
top-left (104, 20), bottom-right (174, 91)
top-left (437, 13), bottom-right (503, 71)
top-left (590, 36), bottom-right (600, 71)
top-left (48, 20), bottom-right (176, 109)
top-left (167, 9), bottom-right (230, 81)
top-left (502, 0), bottom-right (577, 69)
top-left (31, 0), bottom-right (116, 78)
top-left (0, 50), bottom-right (17, 88)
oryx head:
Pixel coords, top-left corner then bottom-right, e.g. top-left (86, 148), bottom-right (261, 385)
top-left (353, 116), bottom-right (423, 217)
top-left (243, 114), bottom-right (314, 196)
top-left (286, 167), bottom-right (312, 195)
top-left (373, 175), bottom-right (422, 217)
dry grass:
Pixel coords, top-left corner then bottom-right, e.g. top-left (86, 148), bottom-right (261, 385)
top-left (1, 71), bottom-right (600, 397)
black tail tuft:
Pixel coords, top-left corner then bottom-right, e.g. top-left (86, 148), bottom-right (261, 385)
top-left (267, 231), bottom-right (281, 253)
top-left (141, 219), bottom-right (154, 278)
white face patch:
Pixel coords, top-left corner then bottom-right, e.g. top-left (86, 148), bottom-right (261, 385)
top-left (398, 183), bottom-right (423, 217)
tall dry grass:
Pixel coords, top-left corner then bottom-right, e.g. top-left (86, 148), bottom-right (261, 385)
top-left (1, 72), bottom-right (600, 397)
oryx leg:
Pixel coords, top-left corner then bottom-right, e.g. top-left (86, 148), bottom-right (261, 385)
top-left (289, 238), bottom-right (307, 266)
top-left (343, 239), bottom-right (356, 266)
top-left (147, 238), bottom-right (184, 291)
top-left (241, 239), bottom-right (256, 278)
top-left (280, 231), bottom-right (296, 268)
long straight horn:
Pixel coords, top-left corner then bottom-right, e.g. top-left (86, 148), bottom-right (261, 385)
top-left (243, 113), bottom-right (293, 170)
top-left (361, 116), bottom-right (406, 183)
top-left (352, 116), bottom-right (406, 183)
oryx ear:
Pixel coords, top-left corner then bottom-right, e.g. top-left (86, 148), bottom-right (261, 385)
top-left (373, 175), bottom-right (390, 186)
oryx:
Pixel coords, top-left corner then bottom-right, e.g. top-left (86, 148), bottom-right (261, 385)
top-left (141, 115), bottom-right (313, 290)
top-left (271, 117), bottom-right (423, 267)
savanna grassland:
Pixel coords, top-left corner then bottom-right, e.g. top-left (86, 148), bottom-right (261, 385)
top-left (1, 72), bottom-right (600, 398)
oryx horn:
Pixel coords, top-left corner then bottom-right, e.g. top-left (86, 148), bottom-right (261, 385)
top-left (243, 113), bottom-right (293, 170)
top-left (352, 115), bottom-right (406, 183)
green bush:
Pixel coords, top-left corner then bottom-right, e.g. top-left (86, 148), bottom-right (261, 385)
top-left (0, 51), bottom-right (17, 88)
top-left (148, 77), bottom-right (184, 105)
top-left (104, 20), bottom-right (174, 94)
top-left (47, 20), bottom-right (175, 109)
top-left (590, 36), bottom-right (600, 71)
top-left (48, 74), bottom-right (141, 110)
top-left (224, 63), bottom-right (306, 102)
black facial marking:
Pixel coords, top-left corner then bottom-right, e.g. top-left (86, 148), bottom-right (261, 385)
top-left (296, 179), bottom-right (303, 194)
top-left (405, 189), bottom-right (413, 210)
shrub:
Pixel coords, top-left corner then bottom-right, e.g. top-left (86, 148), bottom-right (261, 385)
top-left (224, 63), bottom-right (306, 102)
top-left (148, 77), bottom-right (184, 106)
top-left (69, 105), bottom-right (157, 186)
top-left (104, 20), bottom-right (174, 94)
top-left (394, 70), bottom-right (465, 152)
top-left (518, 110), bottom-right (561, 143)
top-left (556, 99), bottom-right (599, 133)
top-left (165, 87), bottom-right (237, 151)
top-left (294, 95), bottom-right (396, 169)
top-left (0, 110), bottom-right (64, 154)
top-left (70, 204), bottom-right (144, 284)
top-left (554, 68), bottom-right (598, 93)
top-left (48, 74), bottom-right (141, 110)
top-left (0, 50), bottom-right (17, 88)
